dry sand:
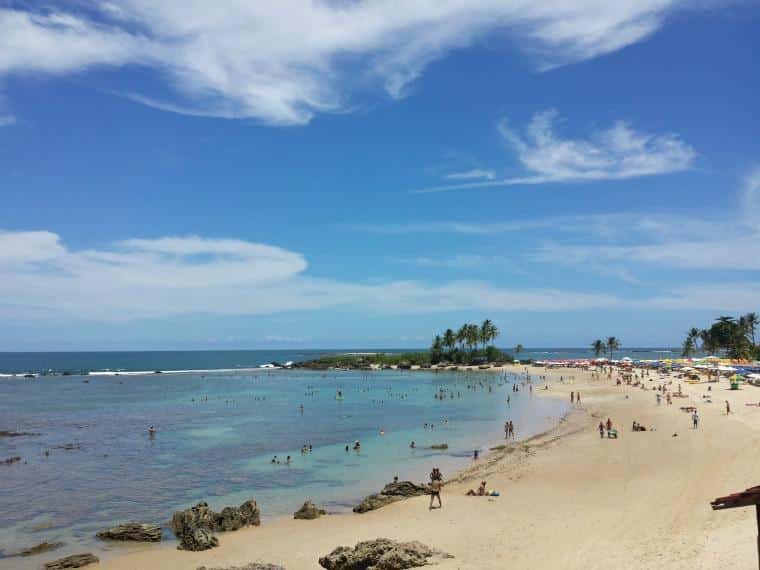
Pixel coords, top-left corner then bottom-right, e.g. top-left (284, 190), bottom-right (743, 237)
top-left (97, 365), bottom-right (760, 569)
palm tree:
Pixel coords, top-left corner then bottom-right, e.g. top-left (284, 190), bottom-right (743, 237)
top-left (687, 327), bottom-right (701, 354)
top-left (700, 329), bottom-right (716, 354)
top-left (744, 312), bottom-right (758, 346)
top-left (480, 319), bottom-right (493, 350)
top-left (443, 328), bottom-right (456, 357)
top-left (591, 339), bottom-right (605, 358)
top-left (456, 325), bottom-right (468, 353)
top-left (489, 322), bottom-right (500, 345)
top-left (431, 335), bottom-right (444, 363)
top-left (465, 323), bottom-right (479, 354)
top-left (681, 337), bottom-right (695, 358)
top-left (606, 336), bottom-right (620, 360)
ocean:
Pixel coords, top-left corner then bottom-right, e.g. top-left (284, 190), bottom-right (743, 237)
top-left (0, 348), bottom-right (669, 567)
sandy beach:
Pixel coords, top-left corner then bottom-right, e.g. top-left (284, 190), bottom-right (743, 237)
top-left (90, 365), bottom-right (760, 570)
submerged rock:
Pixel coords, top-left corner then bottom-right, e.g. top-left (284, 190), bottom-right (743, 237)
top-left (353, 481), bottom-right (429, 514)
top-left (44, 553), bottom-right (99, 569)
top-left (429, 443), bottom-right (448, 450)
top-left (171, 499), bottom-right (260, 551)
top-left (0, 430), bottom-right (40, 437)
top-left (12, 541), bottom-right (64, 557)
top-left (96, 522), bottom-right (162, 542)
top-left (293, 500), bottom-right (327, 520)
top-left (319, 538), bottom-right (451, 570)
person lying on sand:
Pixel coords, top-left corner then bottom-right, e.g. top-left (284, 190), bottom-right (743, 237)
top-left (466, 481), bottom-right (487, 496)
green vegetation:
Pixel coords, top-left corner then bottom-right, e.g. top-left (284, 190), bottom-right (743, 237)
top-left (590, 337), bottom-right (621, 359)
top-left (682, 313), bottom-right (760, 359)
top-left (430, 319), bottom-right (510, 364)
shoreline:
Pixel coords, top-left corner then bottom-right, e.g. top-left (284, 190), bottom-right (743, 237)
top-left (98, 363), bottom-right (760, 569)
top-left (1, 364), bottom-right (562, 569)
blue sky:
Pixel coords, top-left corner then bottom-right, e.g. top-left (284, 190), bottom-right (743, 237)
top-left (1, 1), bottom-right (759, 351)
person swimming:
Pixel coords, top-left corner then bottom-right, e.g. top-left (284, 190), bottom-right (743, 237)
top-left (148, 425), bottom-right (156, 436)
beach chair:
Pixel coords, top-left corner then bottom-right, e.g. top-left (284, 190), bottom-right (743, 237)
top-left (608, 429), bottom-right (618, 439)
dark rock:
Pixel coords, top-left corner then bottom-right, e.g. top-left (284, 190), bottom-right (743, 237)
top-left (53, 443), bottom-right (81, 451)
top-left (171, 499), bottom-right (260, 551)
top-left (318, 538), bottom-right (451, 570)
top-left (353, 481), bottom-right (429, 513)
top-left (293, 501), bottom-right (327, 520)
top-left (2, 456), bottom-right (21, 466)
top-left (96, 522), bottom-right (162, 542)
top-left (0, 430), bottom-right (40, 437)
top-left (44, 553), bottom-right (99, 569)
top-left (12, 541), bottom-right (64, 557)
top-left (429, 444), bottom-right (448, 450)
top-left (197, 562), bottom-right (285, 570)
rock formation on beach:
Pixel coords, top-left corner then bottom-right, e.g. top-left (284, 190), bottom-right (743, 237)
top-left (353, 481), bottom-right (429, 513)
top-left (293, 500), bottom-right (327, 520)
top-left (429, 443), bottom-right (448, 450)
top-left (44, 553), bottom-right (99, 569)
top-left (96, 522), bottom-right (162, 542)
top-left (318, 538), bottom-right (452, 570)
top-left (171, 499), bottom-right (260, 551)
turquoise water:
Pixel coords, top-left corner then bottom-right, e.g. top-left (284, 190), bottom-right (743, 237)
top-left (0, 366), bottom-right (567, 567)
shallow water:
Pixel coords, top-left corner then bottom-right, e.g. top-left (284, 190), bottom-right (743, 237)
top-left (0, 368), bottom-right (566, 567)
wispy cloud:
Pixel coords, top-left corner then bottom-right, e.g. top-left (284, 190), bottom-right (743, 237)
top-left (0, 2), bottom-right (694, 125)
top-left (0, 114), bottom-right (14, 127)
top-left (416, 109), bottom-right (696, 193)
top-left (393, 254), bottom-right (509, 269)
top-left (445, 169), bottom-right (495, 181)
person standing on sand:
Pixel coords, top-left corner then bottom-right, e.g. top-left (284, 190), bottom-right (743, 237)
top-left (570, 391), bottom-right (574, 404)
top-left (598, 421), bottom-right (604, 439)
top-left (509, 421), bottom-right (514, 440)
top-left (692, 411), bottom-right (699, 429)
top-left (429, 469), bottom-right (443, 509)
top-left (725, 400), bottom-right (731, 414)
top-left (504, 421), bottom-right (509, 440)
top-left (576, 392), bottom-right (581, 404)
top-left (606, 418), bottom-right (613, 436)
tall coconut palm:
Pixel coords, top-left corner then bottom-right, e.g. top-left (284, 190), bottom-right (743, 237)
top-left (456, 324), bottom-right (468, 353)
top-left (592, 339), bottom-right (605, 358)
top-left (465, 323), bottom-right (479, 354)
top-left (606, 336), bottom-right (620, 360)
top-left (744, 312), bottom-right (758, 346)
top-left (681, 337), bottom-right (695, 358)
top-left (687, 327), bottom-right (702, 353)
top-left (480, 319), bottom-right (494, 350)
top-left (443, 328), bottom-right (456, 357)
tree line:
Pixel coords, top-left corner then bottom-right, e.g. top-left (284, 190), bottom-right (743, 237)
top-left (682, 313), bottom-right (759, 359)
top-left (430, 319), bottom-right (505, 364)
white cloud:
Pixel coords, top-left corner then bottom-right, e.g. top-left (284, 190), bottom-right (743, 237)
top-left (742, 165), bottom-right (760, 220)
top-left (0, 230), bottom-right (626, 321)
top-left (0, 114), bottom-right (15, 127)
top-left (2, 230), bottom-right (758, 322)
top-left (393, 254), bottom-right (510, 269)
top-left (418, 109), bottom-right (696, 192)
top-left (445, 169), bottom-right (496, 181)
top-left (0, 1), bottom-right (690, 125)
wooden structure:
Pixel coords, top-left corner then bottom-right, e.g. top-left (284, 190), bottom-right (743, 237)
top-left (711, 485), bottom-right (760, 569)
